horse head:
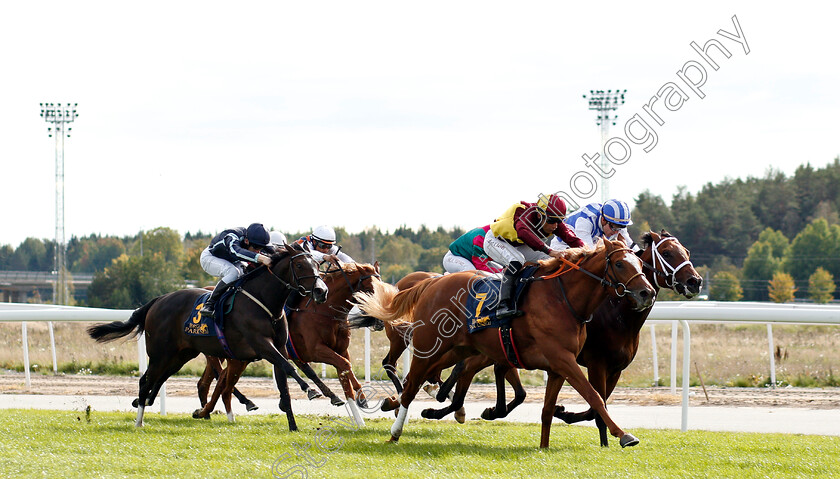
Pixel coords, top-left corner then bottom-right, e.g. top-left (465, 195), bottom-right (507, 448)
top-left (602, 239), bottom-right (656, 311)
top-left (640, 230), bottom-right (702, 298)
top-left (272, 243), bottom-right (328, 303)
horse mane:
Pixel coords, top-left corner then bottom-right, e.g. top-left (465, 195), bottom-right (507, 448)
top-left (640, 229), bottom-right (673, 250)
top-left (537, 242), bottom-right (605, 271)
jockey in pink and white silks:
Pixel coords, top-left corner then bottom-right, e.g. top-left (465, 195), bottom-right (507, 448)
top-left (294, 225), bottom-right (354, 266)
top-left (483, 194), bottom-right (584, 319)
top-left (442, 225), bottom-right (503, 274)
top-left (551, 199), bottom-right (640, 252)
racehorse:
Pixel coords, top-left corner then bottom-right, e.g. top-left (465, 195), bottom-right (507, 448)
top-left (554, 230), bottom-right (702, 445)
top-left (192, 262), bottom-right (382, 424)
top-left (425, 231), bottom-right (703, 438)
top-left (354, 239), bottom-right (655, 448)
top-left (87, 243), bottom-right (327, 430)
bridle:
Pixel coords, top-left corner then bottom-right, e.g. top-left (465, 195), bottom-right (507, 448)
top-left (640, 236), bottom-right (693, 290)
top-left (290, 262), bottom-right (381, 321)
top-left (267, 251), bottom-right (323, 296)
top-left (530, 246), bottom-right (646, 322)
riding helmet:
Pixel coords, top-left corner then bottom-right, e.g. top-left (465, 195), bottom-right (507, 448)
top-left (601, 199), bottom-right (633, 226)
top-left (245, 223), bottom-right (271, 248)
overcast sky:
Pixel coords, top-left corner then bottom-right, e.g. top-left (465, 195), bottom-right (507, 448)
top-left (1, 1), bottom-right (837, 247)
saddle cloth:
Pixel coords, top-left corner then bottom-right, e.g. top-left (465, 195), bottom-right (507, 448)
top-left (465, 265), bottom-right (538, 333)
top-left (183, 288), bottom-right (237, 337)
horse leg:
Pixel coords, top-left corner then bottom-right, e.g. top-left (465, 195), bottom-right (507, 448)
top-left (503, 368), bottom-right (527, 417)
top-left (294, 360), bottom-right (342, 405)
top-left (554, 363), bottom-right (606, 424)
top-left (434, 360), bottom-right (465, 402)
top-left (232, 384), bottom-right (258, 412)
top-left (194, 363), bottom-right (230, 419)
top-left (197, 356), bottom-right (219, 408)
top-left (340, 350), bottom-right (369, 408)
top-left (388, 355), bottom-right (431, 443)
top-left (481, 363), bottom-right (510, 420)
top-left (421, 360), bottom-right (477, 422)
top-left (552, 352), bottom-right (638, 448)
top-left (221, 360), bottom-right (249, 423)
top-left (539, 372), bottom-right (566, 448)
top-left (252, 340), bottom-right (300, 432)
top-left (139, 350), bottom-right (197, 427)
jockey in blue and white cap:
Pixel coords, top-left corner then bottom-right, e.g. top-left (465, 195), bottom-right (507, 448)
top-left (550, 199), bottom-right (639, 251)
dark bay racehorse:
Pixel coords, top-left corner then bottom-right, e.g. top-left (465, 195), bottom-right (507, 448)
top-left (554, 230), bottom-right (702, 445)
top-left (193, 262), bottom-right (382, 424)
top-left (355, 239), bottom-right (655, 448)
top-left (87, 243), bottom-right (327, 429)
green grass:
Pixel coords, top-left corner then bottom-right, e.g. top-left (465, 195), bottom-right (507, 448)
top-left (1, 410), bottom-right (838, 479)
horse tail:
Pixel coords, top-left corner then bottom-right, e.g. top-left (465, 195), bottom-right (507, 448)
top-left (346, 314), bottom-right (384, 331)
top-left (87, 297), bottom-right (158, 343)
top-left (354, 276), bottom-right (438, 326)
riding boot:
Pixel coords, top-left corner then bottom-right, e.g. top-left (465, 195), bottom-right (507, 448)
top-left (200, 279), bottom-right (230, 319)
top-left (495, 261), bottom-right (522, 320)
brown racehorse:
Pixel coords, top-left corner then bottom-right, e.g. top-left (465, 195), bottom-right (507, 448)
top-left (554, 230), bottom-right (702, 445)
top-left (354, 239), bottom-right (655, 448)
top-left (427, 231), bottom-right (703, 436)
top-left (87, 243), bottom-right (327, 430)
top-left (192, 262), bottom-right (382, 423)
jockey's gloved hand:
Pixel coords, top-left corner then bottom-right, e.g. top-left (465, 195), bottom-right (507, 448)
top-left (257, 254), bottom-right (272, 266)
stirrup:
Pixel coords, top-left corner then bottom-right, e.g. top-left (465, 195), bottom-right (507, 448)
top-left (495, 305), bottom-right (522, 319)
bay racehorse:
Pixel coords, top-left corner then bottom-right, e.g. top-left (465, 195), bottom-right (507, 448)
top-left (193, 262), bottom-right (382, 424)
top-left (554, 230), bottom-right (702, 445)
top-left (354, 239), bottom-right (654, 448)
top-left (87, 243), bottom-right (327, 430)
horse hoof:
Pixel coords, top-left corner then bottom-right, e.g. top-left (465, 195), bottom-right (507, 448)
top-left (192, 410), bottom-right (203, 419)
top-left (356, 396), bottom-right (368, 409)
top-left (131, 398), bottom-right (139, 408)
top-left (620, 433), bottom-right (640, 448)
top-left (380, 397), bottom-right (399, 412)
top-left (245, 402), bottom-right (259, 412)
top-left (330, 397), bottom-right (345, 407)
top-left (307, 389), bottom-right (322, 401)
top-left (386, 436), bottom-right (399, 443)
top-left (422, 384), bottom-right (439, 399)
top-left (278, 401), bottom-right (289, 413)
top-left (420, 408), bottom-right (434, 419)
top-left (455, 407), bottom-right (466, 424)
top-left (480, 408), bottom-right (493, 421)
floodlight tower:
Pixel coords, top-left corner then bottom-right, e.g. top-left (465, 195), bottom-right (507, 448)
top-left (40, 102), bottom-right (78, 305)
top-left (583, 89), bottom-right (626, 202)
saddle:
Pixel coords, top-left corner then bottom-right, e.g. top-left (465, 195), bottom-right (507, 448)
top-left (184, 281), bottom-right (242, 358)
top-left (465, 264), bottom-right (539, 334)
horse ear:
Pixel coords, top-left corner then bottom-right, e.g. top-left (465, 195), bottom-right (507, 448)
top-left (642, 231), bottom-right (654, 248)
top-left (374, 261), bottom-right (380, 274)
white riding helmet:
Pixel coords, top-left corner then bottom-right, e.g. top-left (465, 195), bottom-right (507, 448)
top-left (269, 230), bottom-right (287, 245)
top-left (311, 225), bottom-right (337, 245)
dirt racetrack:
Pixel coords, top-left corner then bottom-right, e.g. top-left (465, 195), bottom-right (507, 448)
top-left (2, 372), bottom-right (838, 409)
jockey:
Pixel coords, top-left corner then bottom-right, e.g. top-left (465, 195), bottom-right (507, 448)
top-left (550, 199), bottom-right (639, 251)
top-left (199, 223), bottom-right (272, 319)
top-left (484, 194), bottom-right (585, 319)
top-left (294, 225), bottom-right (354, 266)
top-left (442, 225), bottom-right (503, 274)
top-left (269, 230), bottom-right (287, 246)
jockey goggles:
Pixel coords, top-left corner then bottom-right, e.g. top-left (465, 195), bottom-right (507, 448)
top-left (606, 221), bottom-right (626, 230)
top-left (313, 239), bottom-right (333, 250)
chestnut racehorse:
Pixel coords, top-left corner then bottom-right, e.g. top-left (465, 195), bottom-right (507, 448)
top-left (426, 230), bottom-right (703, 442)
top-left (87, 243), bottom-right (328, 430)
top-left (554, 230), bottom-right (702, 445)
top-left (355, 239), bottom-right (654, 448)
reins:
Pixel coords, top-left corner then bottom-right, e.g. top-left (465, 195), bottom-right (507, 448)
top-left (240, 249), bottom-right (321, 320)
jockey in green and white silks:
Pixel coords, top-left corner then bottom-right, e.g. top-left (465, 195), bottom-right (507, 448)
top-left (550, 199), bottom-right (639, 251)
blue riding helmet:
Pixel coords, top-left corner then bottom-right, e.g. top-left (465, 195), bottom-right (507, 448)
top-left (601, 199), bottom-right (633, 226)
top-left (245, 223), bottom-right (270, 248)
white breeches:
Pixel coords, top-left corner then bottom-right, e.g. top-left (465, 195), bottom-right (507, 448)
top-left (200, 248), bottom-right (245, 283)
top-left (442, 251), bottom-right (475, 273)
top-left (483, 230), bottom-right (549, 268)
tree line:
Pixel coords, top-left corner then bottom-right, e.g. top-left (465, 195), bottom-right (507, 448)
top-left (632, 158), bottom-right (840, 303)
top-left (3, 157), bottom-right (839, 307)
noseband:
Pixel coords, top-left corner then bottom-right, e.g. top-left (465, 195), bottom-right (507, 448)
top-left (642, 237), bottom-right (693, 290)
top-left (267, 251), bottom-right (322, 296)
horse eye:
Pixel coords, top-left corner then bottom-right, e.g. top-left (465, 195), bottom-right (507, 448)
top-left (662, 251), bottom-right (671, 258)
top-left (615, 261), bottom-right (623, 268)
